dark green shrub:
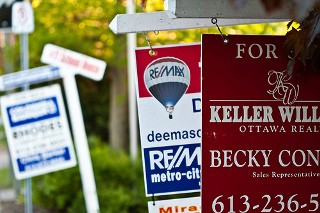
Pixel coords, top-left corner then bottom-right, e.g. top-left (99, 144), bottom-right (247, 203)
top-left (32, 137), bottom-right (148, 212)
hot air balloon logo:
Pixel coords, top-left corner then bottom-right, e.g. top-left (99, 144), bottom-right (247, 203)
top-left (144, 57), bottom-right (191, 119)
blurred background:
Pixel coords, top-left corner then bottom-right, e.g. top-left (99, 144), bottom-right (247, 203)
top-left (0, 0), bottom-right (294, 212)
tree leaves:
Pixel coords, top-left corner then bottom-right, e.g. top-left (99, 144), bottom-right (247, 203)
top-left (306, 8), bottom-right (320, 46)
top-left (291, 0), bottom-right (320, 21)
top-left (285, 7), bottom-right (320, 74)
top-left (258, 0), bottom-right (320, 73)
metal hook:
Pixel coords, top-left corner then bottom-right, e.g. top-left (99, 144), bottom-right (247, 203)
top-left (152, 194), bottom-right (156, 206)
top-left (211, 18), bottom-right (229, 44)
top-left (143, 32), bottom-right (157, 56)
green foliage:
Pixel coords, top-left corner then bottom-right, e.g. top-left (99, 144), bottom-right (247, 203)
top-left (26, 0), bottom-right (128, 142)
top-left (32, 137), bottom-right (148, 213)
top-left (30, 0), bottom-right (126, 66)
top-left (32, 163), bottom-right (80, 211)
top-left (0, 167), bottom-right (12, 188)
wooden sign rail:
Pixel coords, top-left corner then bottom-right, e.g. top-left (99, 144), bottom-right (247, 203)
top-left (109, 0), bottom-right (291, 34)
top-left (166, 0), bottom-right (292, 18)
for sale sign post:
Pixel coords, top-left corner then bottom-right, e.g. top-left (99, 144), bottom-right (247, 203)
top-left (202, 35), bottom-right (320, 212)
top-left (1, 84), bottom-right (77, 180)
top-left (135, 44), bottom-right (201, 196)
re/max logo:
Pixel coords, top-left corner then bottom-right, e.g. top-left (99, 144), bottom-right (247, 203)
top-left (148, 64), bottom-right (185, 79)
top-left (149, 145), bottom-right (200, 171)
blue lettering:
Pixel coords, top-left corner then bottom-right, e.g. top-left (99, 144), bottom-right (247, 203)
top-left (192, 98), bottom-right (201, 113)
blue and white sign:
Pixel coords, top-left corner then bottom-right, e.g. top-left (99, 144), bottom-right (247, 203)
top-left (144, 144), bottom-right (200, 195)
top-left (135, 44), bottom-right (201, 196)
top-left (0, 84), bottom-right (77, 180)
top-left (0, 66), bottom-right (60, 91)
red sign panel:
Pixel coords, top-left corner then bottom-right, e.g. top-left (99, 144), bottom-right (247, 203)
top-left (202, 35), bottom-right (320, 213)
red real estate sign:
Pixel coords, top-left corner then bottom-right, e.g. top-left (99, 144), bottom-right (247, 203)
top-left (202, 35), bottom-right (320, 213)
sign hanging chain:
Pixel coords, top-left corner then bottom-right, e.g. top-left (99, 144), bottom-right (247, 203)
top-left (141, 0), bottom-right (159, 53)
top-left (211, 18), bottom-right (229, 44)
top-left (143, 32), bottom-right (157, 56)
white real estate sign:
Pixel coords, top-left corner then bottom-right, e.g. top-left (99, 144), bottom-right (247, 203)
top-left (41, 44), bottom-right (107, 81)
top-left (135, 44), bottom-right (201, 196)
top-left (11, 1), bottom-right (34, 33)
top-left (1, 84), bottom-right (77, 180)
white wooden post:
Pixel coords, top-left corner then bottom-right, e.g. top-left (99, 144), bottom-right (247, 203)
top-left (41, 44), bottom-right (107, 213)
top-left (61, 71), bottom-right (100, 213)
top-left (126, 0), bottom-right (138, 161)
